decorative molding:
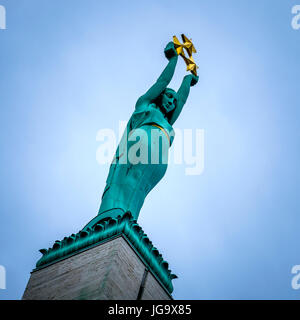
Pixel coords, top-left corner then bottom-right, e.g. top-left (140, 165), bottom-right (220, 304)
top-left (35, 212), bottom-right (177, 294)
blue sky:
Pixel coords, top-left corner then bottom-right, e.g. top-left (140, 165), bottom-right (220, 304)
top-left (0, 0), bottom-right (300, 300)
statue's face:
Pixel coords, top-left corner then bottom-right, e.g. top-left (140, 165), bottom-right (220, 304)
top-left (161, 89), bottom-right (177, 114)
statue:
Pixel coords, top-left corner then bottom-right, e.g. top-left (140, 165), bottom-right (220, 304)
top-left (83, 37), bottom-right (199, 230)
top-left (33, 37), bottom-right (199, 295)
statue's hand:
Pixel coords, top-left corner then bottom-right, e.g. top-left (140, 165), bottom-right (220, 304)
top-left (191, 74), bottom-right (199, 86)
top-left (185, 74), bottom-right (199, 87)
top-left (164, 42), bottom-right (178, 60)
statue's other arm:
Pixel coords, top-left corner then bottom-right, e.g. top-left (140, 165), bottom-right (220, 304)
top-left (135, 42), bottom-right (178, 110)
top-left (169, 74), bottom-right (199, 125)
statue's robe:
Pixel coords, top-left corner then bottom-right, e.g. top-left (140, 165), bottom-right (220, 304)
top-left (98, 103), bottom-right (175, 221)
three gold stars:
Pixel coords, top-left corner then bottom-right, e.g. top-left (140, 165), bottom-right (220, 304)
top-left (173, 34), bottom-right (199, 76)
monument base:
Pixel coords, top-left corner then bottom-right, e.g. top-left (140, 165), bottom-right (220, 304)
top-left (22, 213), bottom-right (175, 300)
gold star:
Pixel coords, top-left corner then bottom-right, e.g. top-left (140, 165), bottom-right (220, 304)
top-left (181, 34), bottom-right (197, 57)
top-left (173, 35), bottom-right (185, 55)
top-left (181, 54), bottom-right (198, 76)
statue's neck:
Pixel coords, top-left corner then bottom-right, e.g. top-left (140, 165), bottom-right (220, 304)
top-left (152, 103), bottom-right (169, 120)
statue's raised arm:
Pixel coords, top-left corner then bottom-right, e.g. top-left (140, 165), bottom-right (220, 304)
top-left (168, 73), bottom-right (199, 125)
top-left (135, 42), bottom-right (178, 111)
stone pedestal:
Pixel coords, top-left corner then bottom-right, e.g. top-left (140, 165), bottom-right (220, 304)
top-left (22, 213), bottom-right (176, 300)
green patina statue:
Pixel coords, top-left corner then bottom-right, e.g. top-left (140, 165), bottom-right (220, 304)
top-left (36, 40), bottom-right (198, 293)
top-left (83, 41), bottom-right (198, 230)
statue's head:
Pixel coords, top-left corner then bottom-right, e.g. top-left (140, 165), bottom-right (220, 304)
top-left (153, 88), bottom-right (177, 116)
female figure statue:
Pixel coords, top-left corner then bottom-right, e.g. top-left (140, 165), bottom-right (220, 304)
top-left (84, 42), bottom-right (198, 230)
